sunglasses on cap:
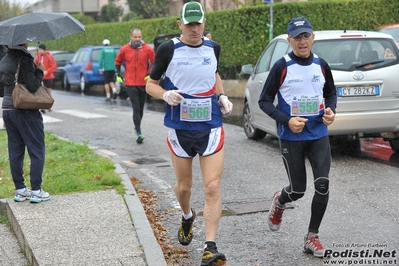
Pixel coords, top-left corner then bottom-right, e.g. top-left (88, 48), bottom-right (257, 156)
top-left (290, 32), bottom-right (312, 41)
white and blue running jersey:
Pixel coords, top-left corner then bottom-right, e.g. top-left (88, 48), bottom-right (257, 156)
top-left (277, 54), bottom-right (328, 141)
top-left (162, 37), bottom-right (223, 130)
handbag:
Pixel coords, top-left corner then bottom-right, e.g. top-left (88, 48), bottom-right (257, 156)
top-left (11, 58), bottom-right (54, 109)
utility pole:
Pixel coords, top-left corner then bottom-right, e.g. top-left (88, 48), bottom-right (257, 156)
top-left (263, 0), bottom-right (273, 42)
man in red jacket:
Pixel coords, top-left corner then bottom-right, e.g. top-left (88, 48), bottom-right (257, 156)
top-left (115, 28), bottom-right (155, 143)
top-left (34, 44), bottom-right (57, 113)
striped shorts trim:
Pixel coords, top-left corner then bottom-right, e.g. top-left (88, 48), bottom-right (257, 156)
top-left (166, 126), bottom-right (224, 158)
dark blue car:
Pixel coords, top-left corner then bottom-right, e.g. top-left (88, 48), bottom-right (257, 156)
top-left (63, 45), bottom-right (120, 92)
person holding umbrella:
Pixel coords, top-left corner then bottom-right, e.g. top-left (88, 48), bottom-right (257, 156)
top-left (34, 43), bottom-right (57, 113)
top-left (0, 12), bottom-right (84, 204)
top-left (0, 43), bottom-right (51, 203)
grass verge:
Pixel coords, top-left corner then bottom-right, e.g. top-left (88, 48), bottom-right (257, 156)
top-left (0, 130), bottom-right (124, 199)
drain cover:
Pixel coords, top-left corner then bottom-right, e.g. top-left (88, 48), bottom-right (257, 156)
top-left (131, 157), bottom-right (168, 165)
top-left (225, 200), bottom-right (294, 215)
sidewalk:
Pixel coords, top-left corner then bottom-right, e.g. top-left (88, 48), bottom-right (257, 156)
top-left (0, 163), bottom-right (166, 266)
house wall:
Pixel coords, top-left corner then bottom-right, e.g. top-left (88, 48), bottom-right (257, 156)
top-left (29, 0), bottom-right (128, 16)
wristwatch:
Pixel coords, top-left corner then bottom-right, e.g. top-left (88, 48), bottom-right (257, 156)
top-left (218, 93), bottom-right (227, 100)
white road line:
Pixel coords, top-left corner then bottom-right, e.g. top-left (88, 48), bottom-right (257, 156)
top-left (42, 115), bottom-right (62, 123)
top-left (55, 109), bottom-right (108, 119)
top-left (1, 109), bottom-right (106, 128)
top-left (0, 116), bottom-right (61, 127)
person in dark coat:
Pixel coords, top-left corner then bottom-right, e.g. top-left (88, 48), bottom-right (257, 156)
top-left (0, 43), bottom-right (51, 203)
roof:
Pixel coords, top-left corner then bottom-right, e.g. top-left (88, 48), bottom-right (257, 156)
top-left (274, 30), bottom-right (395, 41)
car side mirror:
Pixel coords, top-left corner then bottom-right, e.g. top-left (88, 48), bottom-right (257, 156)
top-left (241, 64), bottom-right (254, 75)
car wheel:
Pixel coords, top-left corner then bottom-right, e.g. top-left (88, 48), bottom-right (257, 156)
top-left (242, 102), bottom-right (266, 140)
top-left (80, 75), bottom-right (90, 93)
top-left (389, 138), bottom-right (399, 153)
top-left (64, 75), bottom-right (70, 91)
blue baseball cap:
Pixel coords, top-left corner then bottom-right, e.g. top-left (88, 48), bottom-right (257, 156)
top-left (287, 17), bottom-right (313, 37)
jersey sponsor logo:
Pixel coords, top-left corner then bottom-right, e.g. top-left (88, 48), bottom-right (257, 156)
top-left (287, 75), bottom-right (303, 84)
top-left (202, 57), bottom-right (211, 65)
top-left (177, 61), bottom-right (193, 66)
top-left (311, 74), bottom-right (321, 82)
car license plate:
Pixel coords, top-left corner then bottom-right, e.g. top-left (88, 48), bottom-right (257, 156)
top-left (337, 86), bottom-right (380, 97)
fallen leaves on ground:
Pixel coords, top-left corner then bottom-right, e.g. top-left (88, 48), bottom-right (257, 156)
top-left (130, 176), bottom-right (193, 265)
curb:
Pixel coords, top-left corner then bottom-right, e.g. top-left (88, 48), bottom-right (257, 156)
top-left (114, 163), bottom-right (167, 266)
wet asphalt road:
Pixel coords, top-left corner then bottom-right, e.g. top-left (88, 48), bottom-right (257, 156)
top-left (23, 88), bottom-right (399, 265)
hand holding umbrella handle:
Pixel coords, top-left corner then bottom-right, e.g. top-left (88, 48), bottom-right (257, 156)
top-left (37, 63), bottom-right (45, 72)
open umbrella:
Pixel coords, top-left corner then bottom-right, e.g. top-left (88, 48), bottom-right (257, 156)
top-left (0, 12), bottom-right (85, 46)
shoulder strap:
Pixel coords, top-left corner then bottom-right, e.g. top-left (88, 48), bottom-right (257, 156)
top-left (14, 57), bottom-right (23, 84)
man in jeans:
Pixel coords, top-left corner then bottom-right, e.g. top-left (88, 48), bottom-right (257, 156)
top-left (258, 17), bottom-right (337, 257)
top-left (115, 28), bottom-right (155, 143)
top-left (1, 43), bottom-right (50, 203)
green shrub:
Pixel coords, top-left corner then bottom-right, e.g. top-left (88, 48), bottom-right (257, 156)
top-left (46, 0), bottom-right (399, 79)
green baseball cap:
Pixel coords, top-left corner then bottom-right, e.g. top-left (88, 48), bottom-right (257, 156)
top-left (179, 1), bottom-right (205, 25)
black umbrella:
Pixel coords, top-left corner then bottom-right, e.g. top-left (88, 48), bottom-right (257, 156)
top-left (0, 12), bottom-right (85, 46)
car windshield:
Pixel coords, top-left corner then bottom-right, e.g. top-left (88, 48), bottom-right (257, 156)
top-left (312, 38), bottom-right (399, 71)
top-left (53, 53), bottom-right (74, 61)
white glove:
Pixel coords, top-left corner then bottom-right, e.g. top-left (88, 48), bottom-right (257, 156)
top-left (218, 94), bottom-right (233, 116)
top-left (163, 90), bottom-right (184, 106)
top-left (113, 82), bottom-right (121, 94)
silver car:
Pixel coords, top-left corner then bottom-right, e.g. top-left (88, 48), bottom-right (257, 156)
top-left (241, 30), bottom-right (399, 152)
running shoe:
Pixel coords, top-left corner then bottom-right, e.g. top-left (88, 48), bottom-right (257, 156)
top-left (14, 188), bottom-right (31, 202)
top-left (268, 191), bottom-right (285, 231)
top-left (303, 234), bottom-right (326, 258)
top-left (177, 208), bottom-right (196, 246)
top-left (112, 92), bottom-right (118, 100)
top-left (30, 189), bottom-right (50, 203)
top-left (201, 242), bottom-right (226, 266)
top-left (136, 133), bottom-right (145, 144)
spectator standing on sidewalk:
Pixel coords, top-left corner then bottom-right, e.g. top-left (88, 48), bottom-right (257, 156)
top-left (0, 43), bottom-right (50, 203)
top-left (146, 1), bottom-right (233, 265)
top-left (115, 28), bottom-right (155, 143)
top-left (99, 39), bottom-right (118, 102)
top-left (34, 43), bottom-right (56, 113)
top-left (258, 17), bottom-right (337, 257)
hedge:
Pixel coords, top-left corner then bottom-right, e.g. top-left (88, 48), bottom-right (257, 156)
top-left (46, 0), bottom-right (399, 79)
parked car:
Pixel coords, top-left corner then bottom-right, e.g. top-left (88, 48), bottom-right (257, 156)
top-left (241, 30), bottom-right (399, 153)
top-left (375, 23), bottom-right (399, 46)
top-left (153, 33), bottom-right (180, 52)
top-left (63, 45), bottom-right (120, 92)
top-left (50, 50), bottom-right (75, 87)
